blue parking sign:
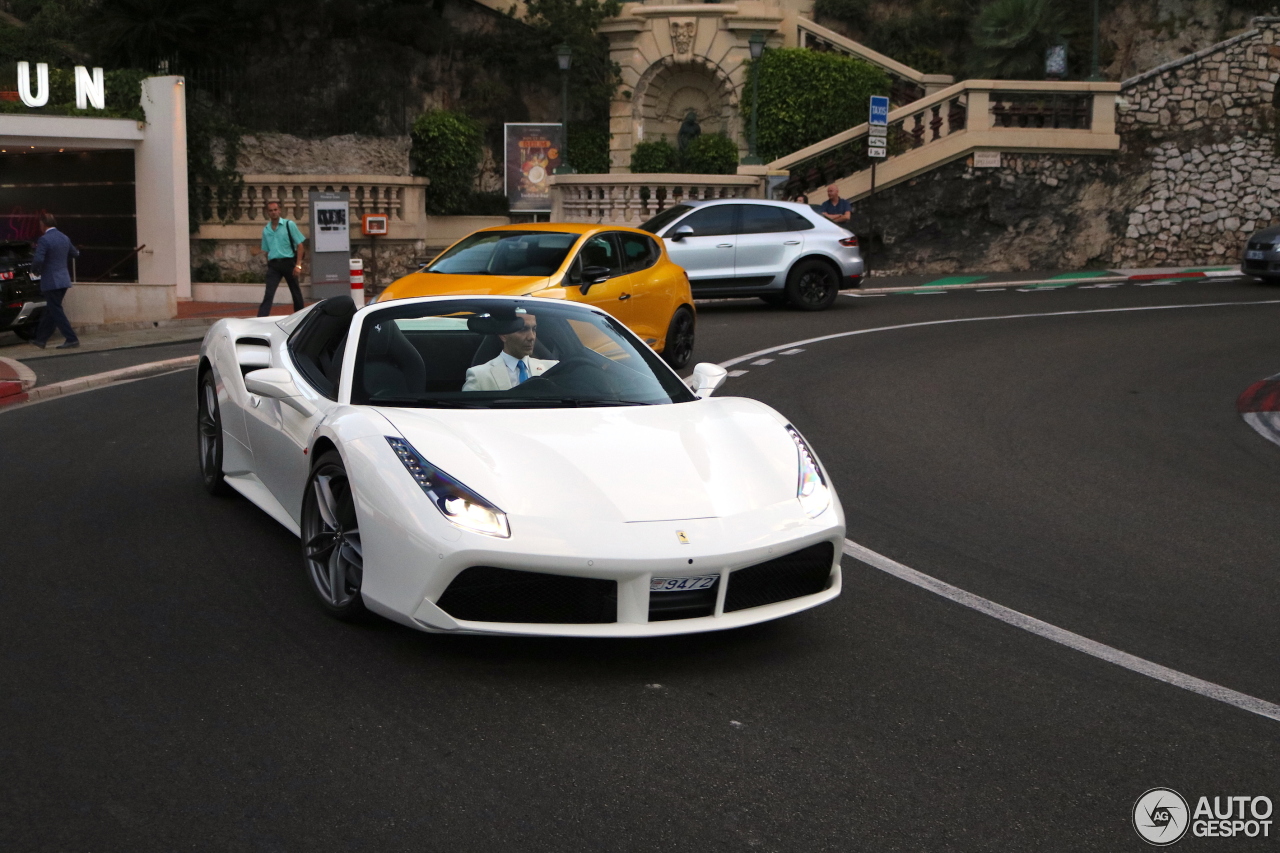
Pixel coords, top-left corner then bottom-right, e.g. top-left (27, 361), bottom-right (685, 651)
top-left (869, 95), bottom-right (890, 126)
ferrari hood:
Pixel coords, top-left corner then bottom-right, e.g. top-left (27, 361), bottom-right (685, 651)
top-left (373, 398), bottom-right (800, 523)
top-left (381, 272), bottom-right (551, 299)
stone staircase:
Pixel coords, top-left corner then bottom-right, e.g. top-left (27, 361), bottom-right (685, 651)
top-left (768, 79), bottom-right (1121, 202)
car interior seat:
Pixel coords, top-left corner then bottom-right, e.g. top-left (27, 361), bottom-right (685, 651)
top-left (363, 319), bottom-right (427, 397)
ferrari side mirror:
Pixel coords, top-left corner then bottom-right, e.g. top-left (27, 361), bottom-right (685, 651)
top-left (686, 362), bottom-right (727, 398)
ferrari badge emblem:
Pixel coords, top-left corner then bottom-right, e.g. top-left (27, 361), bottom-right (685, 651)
top-left (676, 530), bottom-right (689, 544)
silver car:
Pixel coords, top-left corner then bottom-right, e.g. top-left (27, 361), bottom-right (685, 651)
top-left (639, 199), bottom-right (864, 311)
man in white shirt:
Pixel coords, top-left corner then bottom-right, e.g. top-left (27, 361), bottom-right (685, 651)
top-left (462, 312), bottom-right (558, 391)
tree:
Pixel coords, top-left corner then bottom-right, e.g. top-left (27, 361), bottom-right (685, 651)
top-left (969, 0), bottom-right (1071, 79)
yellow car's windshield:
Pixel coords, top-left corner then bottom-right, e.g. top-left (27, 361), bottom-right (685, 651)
top-left (426, 231), bottom-right (578, 276)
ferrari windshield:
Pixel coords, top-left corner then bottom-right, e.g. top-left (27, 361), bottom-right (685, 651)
top-left (351, 299), bottom-right (697, 408)
top-left (425, 231), bottom-right (578, 276)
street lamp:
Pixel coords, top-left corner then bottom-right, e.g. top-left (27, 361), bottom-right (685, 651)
top-left (742, 31), bottom-right (766, 166)
top-left (1088, 0), bottom-right (1103, 81)
top-left (554, 43), bottom-right (576, 175)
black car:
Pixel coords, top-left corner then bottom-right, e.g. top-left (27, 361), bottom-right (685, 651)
top-left (0, 240), bottom-right (45, 340)
top-left (1242, 225), bottom-right (1280, 283)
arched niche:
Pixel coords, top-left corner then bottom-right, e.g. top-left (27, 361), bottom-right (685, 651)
top-left (633, 58), bottom-right (741, 153)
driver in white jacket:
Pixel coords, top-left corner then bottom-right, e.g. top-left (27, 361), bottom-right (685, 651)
top-left (463, 312), bottom-right (558, 391)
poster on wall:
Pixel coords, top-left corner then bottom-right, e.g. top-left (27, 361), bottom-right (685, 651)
top-left (312, 198), bottom-right (351, 254)
top-left (504, 123), bottom-right (564, 213)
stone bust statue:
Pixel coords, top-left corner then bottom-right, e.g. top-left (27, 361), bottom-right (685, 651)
top-left (677, 110), bottom-right (702, 153)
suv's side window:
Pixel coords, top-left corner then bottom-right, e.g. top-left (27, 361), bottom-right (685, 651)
top-left (678, 205), bottom-right (739, 237)
top-left (739, 205), bottom-right (790, 234)
top-left (618, 232), bottom-right (660, 273)
top-left (781, 209), bottom-right (816, 231)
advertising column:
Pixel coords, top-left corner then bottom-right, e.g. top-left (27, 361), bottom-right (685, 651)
top-left (308, 190), bottom-right (351, 299)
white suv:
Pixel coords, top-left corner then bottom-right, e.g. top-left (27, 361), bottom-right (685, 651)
top-left (639, 199), bottom-right (863, 311)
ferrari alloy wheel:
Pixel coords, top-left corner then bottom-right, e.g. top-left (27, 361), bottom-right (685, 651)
top-left (197, 370), bottom-right (231, 496)
top-left (661, 306), bottom-right (696, 369)
top-left (786, 259), bottom-right (841, 311)
top-left (301, 451), bottom-right (367, 620)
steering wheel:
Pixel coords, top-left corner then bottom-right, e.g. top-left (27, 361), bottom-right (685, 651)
top-left (538, 356), bottom-right (620, 397)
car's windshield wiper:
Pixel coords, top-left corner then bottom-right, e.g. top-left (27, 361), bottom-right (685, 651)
top-left (369, 397), bottom-right (485, 408)
top-left (484, 397), bottom-right (655, 408)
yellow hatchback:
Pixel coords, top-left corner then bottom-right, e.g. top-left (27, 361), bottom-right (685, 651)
top-left (377, 223), bottom-right (697, 367)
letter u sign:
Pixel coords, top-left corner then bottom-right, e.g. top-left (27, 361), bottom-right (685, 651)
top-left (16, 62), bottom-right (105, 110)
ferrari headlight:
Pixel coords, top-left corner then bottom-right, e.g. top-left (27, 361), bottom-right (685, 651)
top-left (385, 437), bottom-right (510, 538)
top-left (787, 426), bottom-right (830, 518)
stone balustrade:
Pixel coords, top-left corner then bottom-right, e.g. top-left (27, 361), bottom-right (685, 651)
top-left (199, 174), bottom-right (429, 228)
top-left (550, 174), bottom-right (765, 226)
top-left (770, 80), bottom-right (1120, 201)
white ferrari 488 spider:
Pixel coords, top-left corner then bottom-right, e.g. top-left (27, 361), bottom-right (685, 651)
top-left (197, 295), bottom-right (844, 636)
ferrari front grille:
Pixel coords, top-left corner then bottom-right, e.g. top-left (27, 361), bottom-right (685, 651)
top-left (436, 566), bottom-right (617, 624)
top-left (723, 542), bottom-right (836, 612)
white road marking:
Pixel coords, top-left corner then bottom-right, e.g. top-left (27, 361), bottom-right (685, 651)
top-left (975, 288), bottom-right (1007, 292)
top-left (751, 358), bottom-right (775, 366)
top-left (842, 539), bottom-right (1280, 723)
top-left (780, 348), bottom-right (805, 355)
top-left (1137, 280), bottom-right (1179, 286)
top-left (845, 292), bottom-right (886, 298)
top-left (727, 369), bottom-right (749, 377)
top-left (1079, 284), bottom-right (1122, 288)
top-left (718, 299), bottom-right (1280, 369)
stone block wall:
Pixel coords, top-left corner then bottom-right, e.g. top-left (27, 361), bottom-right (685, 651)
top-left (1111, 16), bottom-right (1280, 266)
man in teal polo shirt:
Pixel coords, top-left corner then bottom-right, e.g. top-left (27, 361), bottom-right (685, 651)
top-left (258, 200), bottom-right (308, 317)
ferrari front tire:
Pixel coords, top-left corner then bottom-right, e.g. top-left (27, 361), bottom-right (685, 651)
top-left (301, 450), bottom-right (367, 621)
top-left (197, 370), bottom-right (231, 496)
top-left (661, 306), bottom-right (696, 369)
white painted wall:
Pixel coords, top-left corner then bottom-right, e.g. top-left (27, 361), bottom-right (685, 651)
top-left (137, 76), bottom-right (191, 300)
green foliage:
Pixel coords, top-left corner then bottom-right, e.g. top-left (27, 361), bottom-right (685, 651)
top-left (742, 48), bottom-right (890, 164)
top-left (681, 134), bottom-right (738, 175)
top-left (813, 0), bottom-right (871, 32)
top-left (464, 191), bottom-right (511, 216)
top-left (186, 91), bottom-right (243, 231)
top-left (192, 259), bottom-right (222, 282)
top-left (517, 0), bottom-right (622, 124)
top-left (630, 138), bottom-right (680, 173)
top-left (567, 121), bottom-right (611, 174)
top-left (411, 110), bottom-right (484, 216)
top-left (970, 0), bottom-right (1073, 79)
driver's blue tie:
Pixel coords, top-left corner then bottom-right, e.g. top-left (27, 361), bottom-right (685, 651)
top-left (517, 359), bottom-right (529, 385)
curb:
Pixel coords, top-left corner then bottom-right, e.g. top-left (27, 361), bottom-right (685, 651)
top-left (851, 267), bottom-right (1243, 296)
top-left (0, 355), bottom-right (37, 389)
top-left (0, 355), bottom-right (200, 410)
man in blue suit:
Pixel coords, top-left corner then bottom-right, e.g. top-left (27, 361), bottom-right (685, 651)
top-left (30, 213), bottom-right (80, 349)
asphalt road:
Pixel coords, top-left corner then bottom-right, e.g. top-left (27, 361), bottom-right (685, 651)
top-left (3, 277), bottom-right (1279, 851)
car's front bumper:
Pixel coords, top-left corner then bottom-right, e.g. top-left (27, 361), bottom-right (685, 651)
top-left (349, 432), bottom-right (847, 637)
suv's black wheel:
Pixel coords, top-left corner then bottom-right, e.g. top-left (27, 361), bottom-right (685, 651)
top-left (301, 450), bottom-right (367, 621)
top-left (661, 306), bottom-right (696, 369)
top-left (197, 370), bottom-right (232, 496)
top-left (786, 259), bottom-right (841, 311)
top-left (10, 324), bottom-right (36, 341)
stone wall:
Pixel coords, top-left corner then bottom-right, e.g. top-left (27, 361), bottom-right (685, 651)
top-left (856, 154), bottom-right (1135, 275)
top-left (1111, 17), bottom-right (1280, 267)
top-left (233, 134), bottom-right (413, 176)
